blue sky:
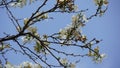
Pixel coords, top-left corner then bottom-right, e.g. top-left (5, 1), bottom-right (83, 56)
top-left (0, 0), bottom-right (120, 68)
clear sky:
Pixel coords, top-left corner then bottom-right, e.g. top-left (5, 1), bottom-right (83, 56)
top-left (0, 0), bottom-right (120, 68)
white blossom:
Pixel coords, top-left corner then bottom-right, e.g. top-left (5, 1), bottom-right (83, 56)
top-left (14, 65), bottom-right (22, 68)
top-left (72, 5), bottom-right (78, 11)
top-left (103, 0), bottom-right (109, 6)
top-left (4, 61), bottom-right (42, 68)
top-left (60, 58), bottom-right (68, 65)
top-left (82, 14), bottom-right (88, 22)
top-left (58, 0), bottom-right (66, 2)
top-left (44, 13), bottom-right (48, 19)
top-left (69, 63), bottom-right (75, 68)
top-left (59, 24), bottom-right (72, 39)
top-left (93, 0), bottom-right (108, 6)
top-left (22, 61), bottom-right (33, 67)
top-left (33, 64), bottom-right (42, 68)
top-left (93, 53), bottom-right (106, 63)
top-left (5, 63), bottom-right (14, 68)
top-left (9, 2), bottom-right (17, 7)
top-left (60, 0), bottom-right (64, 1)
top-left (24, 18), bottom-right (29, 25)
top-left (14, 3), bottom-right (22, 7)
top-left (93, 0), bottom-right (99, 6)
top-left (100, 53), bottom-right (106, 58)
top-left (59, 30), bottom-right (67, 39)
top-left (72, 15), bottom-right (79, 23)
top-left (21, 36), bottom-right (29, 43)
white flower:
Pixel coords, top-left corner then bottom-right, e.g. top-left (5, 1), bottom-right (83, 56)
top-left (59, 26), bottom-right (72, 40)
top-left (5, 63), bottom-right (14, 68)
top-left (72, 15), bottom-right (79, 23)
top-left (58, 0), bottom-right (66, 2)
top-left (14, 65), bottom-right (22, 68)
top-left (72, 5), bottom-right (78, 11)
top-left (4, 61), bottom-right (43, 68)
top-left (44, 14), bottom-right (48, 19)
top-left (59, 29), bottom-right (66, 34)
top-left (16, 3), bottom-right (22, 7)
top-left (39, 13), bottom-right (48, 19)
top-left (103, 0), bottom-right (109, 6)
top-left (20, 61), bottom-right (32, 67)
top-left (21, 36), bottom-right (28, 43)
top-left (69, 63), bottom-right (75, 68)
top-left (93, 53), bottom-right (106, 63)
top-left (82, 14), bottom-right (88, 22)
top-left (24, 18), bottom-right (29, 25)
top-left (9, 2), bottom-right (16, 7)
top-left (93, 0), bottom-right (99, 6)
top-left (94, 0), bottom-right (108, 6)
top-left (22, 61), bottom-right (33, 67)
top-left (33, 64), bottom-right (42, 68)
top-left (100, 53), bottom-right (106, 58)
top-left (60, 58), bottom-right (68, 65)
top-left (60, 0), bottom-right (64, 1)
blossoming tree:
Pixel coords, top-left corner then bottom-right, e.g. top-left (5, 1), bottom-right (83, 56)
top-left (0, 0), bottom-right (108, 68)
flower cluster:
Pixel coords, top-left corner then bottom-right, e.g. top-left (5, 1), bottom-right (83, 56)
top-left (59, 13), bottom-right (88, 43)
top-left (72, 13), bottom-right (88, 23)
top-left (24, 13), bottom-right (48, 25)
top-left (92, 53), bottom-right (106, 63)
top-left (0, 43), bottom-right (10, 51)
top-left (9, 0), bottom-right (37, 8)
top-left (93, 0), bottom-right (109, 16)
top-left (4, 61), bottom-right (42, 68)
top-left (33, 12), bottom-right (48, 22)
top-left (21, 26), bottom-right (40, 44)
top-left (88, 46), bottom-right (106, 63)
top-left (60, 58), bottom-right (75, 68)
top-left (33, 40), bottom-right (49, 54)
top-left (94, 0), bottom-right (108, 6)
top-left (57, 0), bottom-right (77, 11)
